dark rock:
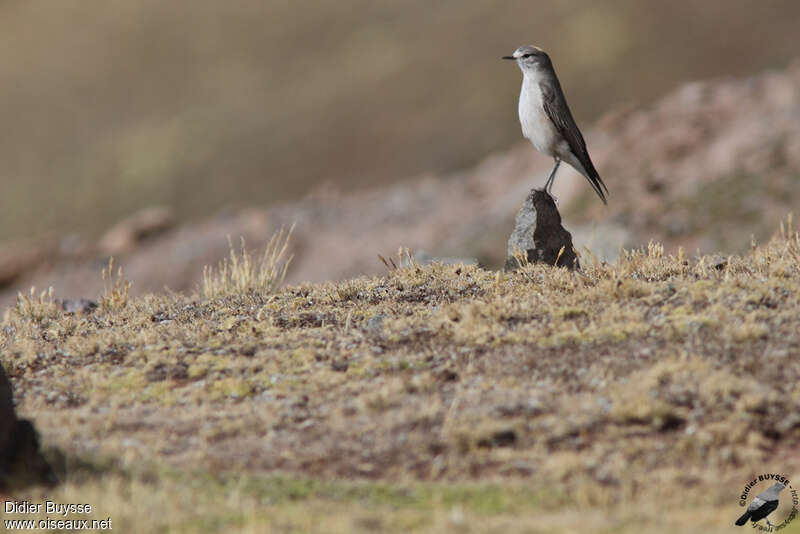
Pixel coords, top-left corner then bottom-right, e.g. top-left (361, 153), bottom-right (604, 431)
top-left (331, 360), bottom-right (349, 372)
top-left (708, 255), bottom-right (728, 270)
top-left (506, 190), bottom-right (539, 258)
top-left (0, 366), bottom-right (15, 439)
top-left (0, 364), bottom-right (58, 491)
top-left (477, 429), bottom-right (518, 448)
top-left (505, 190), bottom-right (580, 270)
top-left (439, 368), bottom-right (459, 382)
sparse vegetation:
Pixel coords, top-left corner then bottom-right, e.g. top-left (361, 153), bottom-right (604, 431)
top-left (202, 226), bottom-right (293, 299)
top-left (2, 220), bottom-right (800, 532)
top-left (100, 257), bottom-right (131, 310)
top-left (7, 286), bottom-right (57, 323)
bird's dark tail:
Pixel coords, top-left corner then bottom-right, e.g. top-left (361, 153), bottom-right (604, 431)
top-left (735, 511), bottom-right (751, 526)
top-left (586, 170), bottom-right (608, 205)
top-left (578, 156), bottom-right (608, 205)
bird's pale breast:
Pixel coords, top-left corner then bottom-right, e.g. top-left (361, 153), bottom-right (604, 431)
top-left (518, 75), bottom-right (557, 156)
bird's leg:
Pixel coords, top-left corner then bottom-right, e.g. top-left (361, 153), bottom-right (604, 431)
top-left (544, 158), bottom-right (561, 193)
top-left (544, 158), bottom-right (561, 201)
top-left (765, 518), bottom-right (774, 528)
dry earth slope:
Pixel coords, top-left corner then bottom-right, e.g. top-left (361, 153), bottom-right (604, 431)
top-left (1, 224), bottom-right (800, 532)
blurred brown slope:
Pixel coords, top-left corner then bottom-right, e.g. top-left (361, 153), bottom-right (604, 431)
top-left (2, 61), bottom-right (800, 311)
top-left (1, 1), bottom-right (799, 242)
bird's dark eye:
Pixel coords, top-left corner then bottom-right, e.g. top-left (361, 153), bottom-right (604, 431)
top-left (521, 54), bottom-right (532, 59)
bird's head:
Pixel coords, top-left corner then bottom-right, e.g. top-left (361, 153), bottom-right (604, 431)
top-left (502, 45), bottom-right (551, 73)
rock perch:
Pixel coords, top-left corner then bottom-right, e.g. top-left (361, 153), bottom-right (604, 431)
top-left (505, 189), bottom-right (580, 270)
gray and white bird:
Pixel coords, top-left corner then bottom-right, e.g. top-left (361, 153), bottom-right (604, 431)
top-left (503, 45), bottom-right (608, 204)
top-left (735, 482), bottom-right (786, 527)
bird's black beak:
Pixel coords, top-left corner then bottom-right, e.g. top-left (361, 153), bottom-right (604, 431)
top-left (502, 56), bottom-right (515, 60)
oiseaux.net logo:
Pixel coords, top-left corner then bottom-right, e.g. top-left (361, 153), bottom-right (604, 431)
top-left (736, 473), bottom-right (797, 531)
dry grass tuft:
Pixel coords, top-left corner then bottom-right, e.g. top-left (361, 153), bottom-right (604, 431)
top-left (7, 286), bottom-right (58, 323)
top-left (100, 257), bottom-right (131, 310)
top-left (202, 226), bottom-right (293, 299)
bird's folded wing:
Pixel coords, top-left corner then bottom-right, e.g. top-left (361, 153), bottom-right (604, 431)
top-left (540, 79), bottom-right (609, 198)
top-left (748, 497), bottom-right (766, 511)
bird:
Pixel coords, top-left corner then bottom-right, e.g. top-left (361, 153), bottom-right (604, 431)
top-left (503, 45), bottom-right (608, 204)
top-left (735, 482), bottom-right (786, 527)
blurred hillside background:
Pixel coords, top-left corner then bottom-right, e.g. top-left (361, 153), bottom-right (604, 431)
top-left (2, 0), bottom-right (799, 243)
top-left (2, 0), bottom-right (800, 309)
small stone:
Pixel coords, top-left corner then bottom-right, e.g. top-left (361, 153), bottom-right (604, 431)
top-left (364, 314), bottom-right (386, 333)
top-left (477, 429), bottom-right (517, 448)
top-left (505, 190), bottom-right (580, 270)
top-left (439, 368), bottom-right (459, 382)
top-left (331, 360), bottom-right (349, 372)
